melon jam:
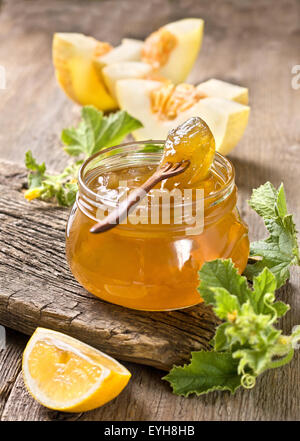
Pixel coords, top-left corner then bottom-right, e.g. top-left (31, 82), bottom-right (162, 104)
top-left (66, 140), bottom-right (249, 311)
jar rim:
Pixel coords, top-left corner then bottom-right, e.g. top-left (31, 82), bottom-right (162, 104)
top-left (78, 140), bottom-right (235, 205)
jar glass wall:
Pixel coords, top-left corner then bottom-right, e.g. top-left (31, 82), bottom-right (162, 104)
top-left (66, 141), bottom-right (249, 311)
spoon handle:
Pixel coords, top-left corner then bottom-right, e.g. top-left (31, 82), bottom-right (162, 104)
top-left (90, 160), bottom-right (190, 234)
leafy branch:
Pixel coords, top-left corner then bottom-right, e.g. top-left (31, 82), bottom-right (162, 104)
top-left (164, 183), bottom-right (300, 396)
top-left (244, 182), bottom-right (300, 288)
top-left (24, 106), bottom-right (142, 206)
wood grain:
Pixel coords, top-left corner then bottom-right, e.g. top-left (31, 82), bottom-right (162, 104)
top-left (0, 0), bottom-right (300, 421)
top-left (0, 329), bottom-right (27, 419)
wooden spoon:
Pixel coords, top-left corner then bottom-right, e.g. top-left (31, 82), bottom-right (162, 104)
top-left (90, 160), bottom-right (190, 234)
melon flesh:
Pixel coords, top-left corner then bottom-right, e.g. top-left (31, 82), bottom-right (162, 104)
top-left (116, 79), bottom-right (250, 155)
top-left (142, 18), bottom-right (204, 84)
top-left (196, 79), bottom-right (248, 105)
top-left (102, 62), bottom-right (152, 100)
top-left (95, 38), bottom-right (143, 67)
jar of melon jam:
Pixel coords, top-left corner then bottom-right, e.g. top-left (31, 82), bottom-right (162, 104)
top-left (66, 141), bottom-right (249, 311)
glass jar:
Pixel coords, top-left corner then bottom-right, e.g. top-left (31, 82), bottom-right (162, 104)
top-left (66, 141), bottom-right (249, 311)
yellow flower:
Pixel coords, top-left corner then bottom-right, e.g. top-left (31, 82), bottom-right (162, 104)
top-left (24, 188), bottom-right (42, 201)
top-left (227, 310), bottom-right (238, 323)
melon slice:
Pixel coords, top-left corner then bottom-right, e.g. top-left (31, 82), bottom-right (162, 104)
top-left (116, 79), bottom-right (250, 155)
top-left (53, 34), bottom-right (143, 111)
top-left (141, 18), bottom-right (204, 84)
top-left (196, 78), bottom-right (249, 105)
top-left (102, 61), bottom-right (153, 100)
top-left (53, 33), bottom-right (117, 111)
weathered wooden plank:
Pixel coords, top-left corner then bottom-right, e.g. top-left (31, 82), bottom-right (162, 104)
top-left (0, 160), bottom-right (219, 371)
top-left (0, 329), bottom-right (27, 419)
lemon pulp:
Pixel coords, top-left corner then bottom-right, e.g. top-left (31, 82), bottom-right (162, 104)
top-left (22, 328), bottom-right (131, 412)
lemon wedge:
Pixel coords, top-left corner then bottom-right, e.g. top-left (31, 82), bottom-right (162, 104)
top-left (22, 327), bottom-right (131, 412)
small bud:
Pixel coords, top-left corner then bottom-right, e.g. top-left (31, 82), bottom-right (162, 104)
top-left (278, 336), bottom-right (291, 345)
top-left (227, 310), bottom-right (238, 323)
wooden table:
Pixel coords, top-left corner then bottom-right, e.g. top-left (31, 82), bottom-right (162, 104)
top-left (0, 0), bottom-right (299, 421)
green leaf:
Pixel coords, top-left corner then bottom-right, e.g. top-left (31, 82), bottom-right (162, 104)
top-left (163, 351), bottom-right (241, 396)
top-left (97, 110), bottom-right (143, 150)
top-left (248, 181), bottom-right (278, 218)
top-left (25, 150), bottom-right (46, 174)
top-left (272, 301), bottom-right (290, 318)
top-left (212, 322), bottom-right (230, 351)
top-left (25, 150), bottom-right (46, 189)
top-left (252, 267), bottom-right (277, 314)
top-left (276, 184), bottom-right (288, 218)
top-left (233, 348), bottom-right (273, 376)
top-left (212, 287), bottom-right (240, 320)
top-left (25, 107), bottom-right (142, 207)
top-left (244, 182), bottom-right (300, 288)
top-left (198, 259), bottom-right (250, 306)
top-left (62, 106), bottom-right (143, 157)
